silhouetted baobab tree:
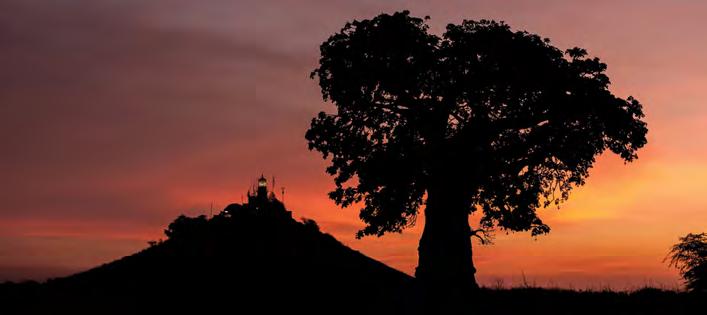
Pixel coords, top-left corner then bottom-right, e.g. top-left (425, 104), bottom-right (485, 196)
top-left (306, 11), bottom-right (647, 295)
top-left (667, 233), bottom-right (707, 293)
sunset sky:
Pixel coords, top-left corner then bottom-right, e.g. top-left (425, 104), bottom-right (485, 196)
top-left (2, 0), bottom-right (706, 289)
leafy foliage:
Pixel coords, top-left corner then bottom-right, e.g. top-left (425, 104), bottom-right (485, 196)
top-left (164, 215), bottom-right (208, 240)
top-left (306, 11), bottom-right (647, 238)
top-left (667, 233), bottom-right (707, 293)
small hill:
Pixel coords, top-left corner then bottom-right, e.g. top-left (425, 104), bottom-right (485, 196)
top-left (3, 198), bottom-right (415, 314)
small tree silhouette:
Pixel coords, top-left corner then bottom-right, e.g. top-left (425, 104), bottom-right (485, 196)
top-left (164, 215), bottom-right (208, 239)
top-left (667, 233), bottom-right (707, 293)
top-left (306, 11), bottom-right (647, 296)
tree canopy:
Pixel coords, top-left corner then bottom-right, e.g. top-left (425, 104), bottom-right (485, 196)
top-left (667, 233), bottom-right (707, 293)
top-left (306, 11), bottom-right (647, 240)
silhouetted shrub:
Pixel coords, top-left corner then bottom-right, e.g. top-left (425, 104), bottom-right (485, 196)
top-left (164, 215), bottom-right (208, 239)
top-left (302, 217), bottom-right (320, 232)
top-left (667, 233), bottom-right (707, 293)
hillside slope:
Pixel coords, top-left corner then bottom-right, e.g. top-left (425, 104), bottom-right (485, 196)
top-left (4, 200), bottom-right (414, 314)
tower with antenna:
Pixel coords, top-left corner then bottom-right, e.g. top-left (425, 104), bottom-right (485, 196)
top-left (222, 173), bottom-right (292, 220)
top-left (246, 174), bottom-right (279, 208)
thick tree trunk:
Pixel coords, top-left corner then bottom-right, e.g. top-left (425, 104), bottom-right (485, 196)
top-left (415, 183), bottom-right (478, 309)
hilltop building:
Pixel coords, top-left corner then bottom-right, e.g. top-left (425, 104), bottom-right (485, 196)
top-left (247, 175), bottom-right (275, 206)
top-left (222, 175), bottom-right (291, 220)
